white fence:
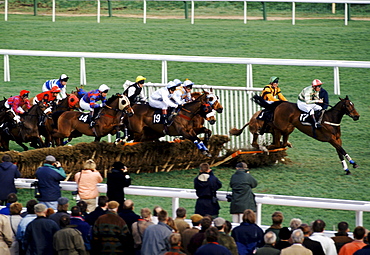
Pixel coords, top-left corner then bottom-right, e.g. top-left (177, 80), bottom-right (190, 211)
top-left (3, 0), bottom-right (370, 25)
top-left (14, 178), bottom-right (370, 229)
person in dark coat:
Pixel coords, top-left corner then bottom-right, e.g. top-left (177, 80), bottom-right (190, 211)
top-left (194, 227), bottom-right (232, 255)
top-left (298, 224), bottom-right (325, 255)
top-left (70, 205), bottom-right (92, 252)
top-left (106, 162), bottom-right (131, 212)
top-left (255, 231), bottom-right (280, 255)
top-left (318, 87), bottom-right (329, 110)
top-left (0, 154), bottom-right (21, 206)
top-left (118, 199), bottom-right (140, 232)
top-left (231, 209), bottom-right (264, 255)
top-left (229, 162), bottom-right (258, 223)
top-left (331, 221), bottom-right (353, 253)
top-left (275, 227), bottom-right (292, 250)
top-left (194, 163), bottom-right (222, 217)
top-left (85, 196), bottom-right (108, 226)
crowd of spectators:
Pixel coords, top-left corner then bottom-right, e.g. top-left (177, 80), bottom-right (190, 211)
top-left (0, 155), bottom-right (369, 255)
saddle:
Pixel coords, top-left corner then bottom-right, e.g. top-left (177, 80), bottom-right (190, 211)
top-left (299, 110), bottom-right (324, 126)
top-left (257, 109), bottom-right (273, 122)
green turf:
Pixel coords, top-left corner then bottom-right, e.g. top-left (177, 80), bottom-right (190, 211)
top-left (2, 16), bottom-right (370, 230)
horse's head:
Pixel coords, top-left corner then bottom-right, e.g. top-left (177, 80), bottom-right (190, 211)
top-left (67, 94), bottom-right (80, 110)
top-left (340, 95), bottom-right (360, 121)
top-left (192, 89), bottom-right (223, 113)
top-left (106, 94), bottom-right (134, 117)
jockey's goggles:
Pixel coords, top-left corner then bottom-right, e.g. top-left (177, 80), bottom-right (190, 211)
top-left (138, 80), bottom-right (145, 85)
top-left (272, 79), bottom-right (279, 83)
top-left (101, 90), bottom-right (109, 93)
top-left (185, 85), bottom-right (193, 89)
top-left (314, 85), bottom-right (322, 88)
top-left (23, 93), bottom-right (29, 97)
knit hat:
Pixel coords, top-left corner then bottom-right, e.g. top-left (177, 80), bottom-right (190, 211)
top-left (34, 203), bottom-right (47, 213)
top-left (45, 155), bottom-right (56, 162)
top-left (57, 197), bottom-right (69, 205)
top-left (214, 217), bottom-right (226, 227)
top-left (190, 214), bottom-right (203, 223)
top-left (108, 201), bottom-right (119, 209)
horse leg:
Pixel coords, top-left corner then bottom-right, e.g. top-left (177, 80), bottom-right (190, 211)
top-left (330, 139), bottom-right (358, 174)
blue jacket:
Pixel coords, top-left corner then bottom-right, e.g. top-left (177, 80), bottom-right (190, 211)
top-left (0, 161), bottom-right (21, 201)
top-left (44, 79), bottom-right (64, 90)
top-left (70, 216), bottom-right (92, 251)
top-left (82, 89), bottom-right (107, 108)
top-left (195, 242), bottom-right (232, 255)
top-left (35, 164), bottom-right (66, 202)
top-left (231, 222), bottom-right (264, 255)
top-left (194, 171), bottom-right (222, 216)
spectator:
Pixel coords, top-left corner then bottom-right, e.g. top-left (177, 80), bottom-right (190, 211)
top-left (289, 218), bottom-right (302, 231)
top-left (212, 217), bottom-right (238, 255)
top-left (230, 162), bottom-right (258, 223)
top-left (23, 203), bottom-right (60, 255)
top-left (92, 201), bottom-right (130, 255)
top-left (331, 221), bottom-right (353, 253)
top-left (53, 215), bottom-right (86, 255)
top-left (132, 207), bottom-right (154, 254)
top-left (75, 159), bottom-right (103, 212)
top-left (0, 213), bottom-right (13, 255)
top-left (0, 155), bottom-right (21, 206)
top-left (224, 221), bottom-right (232, 235)
top-left (188, 217), bottom-right (212, 255)
top-left (255, 231), bottom-right (280, 255)
top-left (164, 233), bottom-right (186, 255)
top-left (49, 197), bottom-right (70, 227)
top-left (275, 227), bottom-right (292, 250)
top-left (264, 211), bottom-right (284, 243)
top-left (231, 209), bottom-right (264, 255)
top-left (152, 205), bottom-right (163, 224)
top-left (194, 163), bottom-right (222, 217)
top-left (8, 202), bottom-right (22, 255)
top-left (106, 162), bottom-right (131, 212)
top-left (46, 208), bottom-right (55, 217)
top-left (167, 217), bottom-right (178, 233)
top-left (70, 206), bottom-right (91, 252)
top-left (339, 226), bottom-right (367, 255)
top-left (118, 199), bottom-right (140, 232)
top-left (141, 209), bottom-right (173, 255)
top-left (76, 201), bottom-right (88, 219)
top-left (194, 227), bottom-right (232, 255)
top-left (174, 207), bottom-right (190, 234)
top-left (0, 193), bottom-right (18, 215)
top-left (298, 224), bottom-right (325, 255)
top-left (354, 232), bottom-right (370, 255)
top-left (85, 195), bottom-right (108, 226)
top-left (35, 155), bottom-right (66, 210)
top-left (309, 219), bottom-right (337, 255)
top-left (281, 229), bottom-right (312, 255)
top-left (16, 199), bottom-right (37, 253)
top-left (181, 214), bottom-right (203, 255)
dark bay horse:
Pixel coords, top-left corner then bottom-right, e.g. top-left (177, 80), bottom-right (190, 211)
top-left (52, 94), bottom-right (134, 144)
top-left (126, 93), bottom-right (214, 156)
top-left (0, 102), bottom-right (49, 151)
top-left (252, 95), bottom-right (360, 174)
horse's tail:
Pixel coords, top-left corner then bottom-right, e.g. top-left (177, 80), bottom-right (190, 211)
top-left (229, 122), bottom-right (249, 136)
top-left (252, 94), bottom-right (285, 110)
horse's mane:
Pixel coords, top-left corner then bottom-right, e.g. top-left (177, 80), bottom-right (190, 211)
top-left (105, 94), bottom-right (120, 105)
top-left (252, 94), bottom-right (285, 110)
top-left (182, 93), bottom-right (206, 109)
top-left (325, 96), bottom-right (349, 114)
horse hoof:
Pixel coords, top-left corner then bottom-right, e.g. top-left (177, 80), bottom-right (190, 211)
top-left (345, 170), bottom-right (352, 175)
top-left (353, 164), bottom-right (359, 168)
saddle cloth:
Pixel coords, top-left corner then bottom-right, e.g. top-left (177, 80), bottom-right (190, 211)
top-left (152, 109), bottom-right (165, 124)
top-left (299, 111), bottom-right (322, 126)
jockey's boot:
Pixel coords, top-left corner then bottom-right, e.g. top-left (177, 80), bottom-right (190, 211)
top-left (162, 109), bottom-right (168, 126)
top-left (258, 121), bottom-right (268, 135)
top-left (89, 110), bottom-right (95, 128)
top-left (311, 114), bottom-right (321, 128)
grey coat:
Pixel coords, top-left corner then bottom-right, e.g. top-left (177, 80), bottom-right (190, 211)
top-left (229, 170), bottom-right (258, 214)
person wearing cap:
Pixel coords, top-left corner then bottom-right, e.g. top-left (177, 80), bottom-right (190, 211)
top-left (297, 79), bottom-right (325, 128)
top-left (212, 217), bottom-right (238, 255)
top-left (74, 159), bottom-right (103, 213)
top-left (23, 203), bottom-right (60, 255)
top-left (42, 74), bottom-right (69, 100)
top-left (0, 154), bottom-right (21, 206)
top-left (92, 201), bottom-right (130, 254)
top-left (261, 76), bottom-right (287, 102)
top-left (4, 90), bottom-right (32, 124)
top-left (49, 197), bottom-right (70, 227)
top-left (123, 75), bottom-right (147, 105)
top-left (229, 162), bottom-right (258, 223)
top-left (149, 80), bottom-right (182, 126)
top-left (173, 79), bottom-right (194, 107)
top-left (35, 155), bottom-right (66, 211)
top-left (106, 161), bottom-right (131, 211)
top-left (33, 86), bottom-right (60, 107)
top-left (194, 162), bottom-right (222, 218)
top-left (80, 84), bottom-right (110, 128)
top-left (181, 214), bottom-right (203, 254)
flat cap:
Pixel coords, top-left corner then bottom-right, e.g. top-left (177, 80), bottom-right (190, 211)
top-left (190, 214), bottom-right (203, 223)
top-left (214, 217), bottom-right (226, 227)
top-left (34, 203), bottom-right (47, 213)
top-left (45, 155), bottom-right (56, 162)
top-left (57, 197), bottom-right (69, 205)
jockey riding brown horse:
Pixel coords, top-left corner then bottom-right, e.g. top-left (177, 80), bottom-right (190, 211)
top-left (252, 94), bottom-right (360, 174)
top-left (52, 94), bottom-right (133, 144)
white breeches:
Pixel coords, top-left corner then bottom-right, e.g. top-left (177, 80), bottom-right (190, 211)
top-left (297, 100), bottom-right (322, 115)
top-left (80, 99), bottom-right (92, 111)
top-left (149, 99), bottom-right (168, 110)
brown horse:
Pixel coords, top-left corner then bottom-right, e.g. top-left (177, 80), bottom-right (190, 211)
top-left (0, 102), bottom-right (50, 151)
top-left (252, 94), bottom-right (360, 174)
top-left (52, 94), bottom-right (134, 144)
top-left (126, 93), bottom-right (214, 156)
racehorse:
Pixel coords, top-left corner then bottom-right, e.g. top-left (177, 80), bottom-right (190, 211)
top-left (0, 102), bottom-right (50, 151)
top-left (126, 92), bottom-right (215, 156)
top-left (52, 94), bottom-right (134, 144)
top-left (252, 94), bottom-right (360, 174)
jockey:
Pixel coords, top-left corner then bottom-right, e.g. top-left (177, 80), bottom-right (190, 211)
top-left (260, 76), bottom-right (287, 102)
top-left (174, 79), bottom-right (194, 104)
top-left (297, 79), bottom-right (324, 128)
top-left (80, 84), bottom-right (110, 128)
top-left (4, 90), bottom-right (32, 123)
top-left (149, 81), bottom-right (181, 125)
top-left (33, 86), bottom-right (60, 108)
top-left (123, 75), bottom-right (147, 105)
top-left (42, 74), bottom-right (69, 100)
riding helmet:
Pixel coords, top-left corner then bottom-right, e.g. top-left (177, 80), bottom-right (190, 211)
top-left (269, 76), bottom-right (279, 84)
top-left (173, 79), bottom-right (182, 86)
top-left (60, 74), bottom-right (69, 82)
top-left (183, 79), bottom-right (194, 88)
top-left (312, 79), bottom-right (323, 86)
top-left (99, 84), bottom-right (110, 92)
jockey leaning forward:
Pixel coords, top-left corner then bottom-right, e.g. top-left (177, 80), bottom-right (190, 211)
top-left (174, 79), bottom-right (194, 104)
top-left (123, 75), bottom-right (147, 106)
top-left (297, 79), bottom-right (324, 128)
top-left (80, 84), bottom-right (110, 128)
top-left (4, 90), bottom-right (32, 123)
top-left (42, 74), bottom-right (69, 100)
top-left (149, 81), bottom-right (182, 125)
top-left (33, 86), bottom-right (61, 125)
top-left (258, 76), bottom-right (287, 135)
